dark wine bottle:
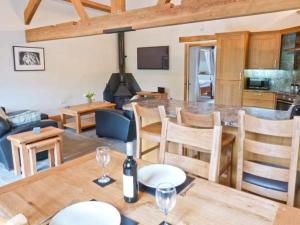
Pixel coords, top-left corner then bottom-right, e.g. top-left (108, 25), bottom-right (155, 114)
top-left (123, 142), bottom-right (138, 203)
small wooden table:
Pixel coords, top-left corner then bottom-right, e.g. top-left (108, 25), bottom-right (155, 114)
top-left (7, 127), bottom-right (64, 178)
top-left (60, 102), bottom-right (116, 134)
top-left (0, 151), bottom-right (299, 225)
top-left (137, 91), bottom-right (168, 99)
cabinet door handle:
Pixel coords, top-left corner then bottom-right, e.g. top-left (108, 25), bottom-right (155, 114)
top-left (274, 59), bottom-right (277, 68)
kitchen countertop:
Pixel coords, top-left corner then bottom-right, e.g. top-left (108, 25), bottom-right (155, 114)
top-left (123, 99), bottom-right (291, 128)
top-left (244, 89), bottom-right (300, 96)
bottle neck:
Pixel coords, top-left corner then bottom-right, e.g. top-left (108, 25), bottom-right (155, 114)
top-left (127, 155), bottom-right (133, 159)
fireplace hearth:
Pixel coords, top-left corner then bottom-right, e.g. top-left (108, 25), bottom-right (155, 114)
top-left (103, 32), bottom-right (141, 109)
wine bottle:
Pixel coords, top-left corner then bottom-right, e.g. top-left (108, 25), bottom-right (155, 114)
top-left (123, 142), bottom-right (138, 203)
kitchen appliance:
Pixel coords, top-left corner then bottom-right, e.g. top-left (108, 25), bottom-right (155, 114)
top-left (246, 77), bottom-right (270, 90)
top-left (276, 92), bottom-right (297, 111)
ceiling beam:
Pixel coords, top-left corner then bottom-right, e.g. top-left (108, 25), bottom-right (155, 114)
top-left (157, 0), bottom-right (171, 6)
top-left (70, 0), bottom-right (89, 22)
top-left (24, 0), bottom-right (42, 25)
top-left (179, 35), bottom-right (217, 43)
top-left (63, 0), bottom-right (111, 13)
top-left (111, 0), bottom-right (126, 14)
top-left (26, 0), bottom-right (300, 42)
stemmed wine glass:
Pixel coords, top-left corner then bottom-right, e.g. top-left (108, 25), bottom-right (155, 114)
top-left (96, 146), bottom-right (111, 184)
top-left (155, 183), bottom-right (177, 225)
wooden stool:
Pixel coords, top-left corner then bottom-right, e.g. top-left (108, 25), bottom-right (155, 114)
top-left (27, 137), bottom-right (62, 175)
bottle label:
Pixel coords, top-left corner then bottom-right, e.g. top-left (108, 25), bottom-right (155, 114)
top-left (123, 175), bottom-right (134, 198)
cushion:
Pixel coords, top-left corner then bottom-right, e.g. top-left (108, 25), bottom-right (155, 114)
top-left (0, 116), bottom-right (11, 136)
top-left (8, 110), bottom-right (41, 128)
top-left (0, 108), bottom-right (8, 120)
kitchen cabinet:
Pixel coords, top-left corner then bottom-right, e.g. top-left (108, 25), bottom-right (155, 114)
top-left (247, 31), bottom-right (281, 69)
top-left (215, 80), bottom-right (243, 106)
top-left (215, 32), bottom-right (249, 106)
top-left (243, 90), bottom-right (276, 109)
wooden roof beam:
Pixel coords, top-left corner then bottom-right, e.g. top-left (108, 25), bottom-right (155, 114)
top-left (24, 0), bottom-right (42, 25)
top-left (70, 0), bottom-right (89, 22)
top-left (63, 0), bottom-right (111, 13)
top-left (111, 0), bottom-right (126, 14)
top-left (157, 0), bottom-right (171, 6)
top-left (26, 0), bottom-right (300, 42)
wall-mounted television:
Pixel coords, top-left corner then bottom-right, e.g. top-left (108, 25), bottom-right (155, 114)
top-left (137, 46), bottom-right (169, 70)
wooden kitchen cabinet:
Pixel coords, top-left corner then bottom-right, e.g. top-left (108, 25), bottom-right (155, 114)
top-left (215, 80), bottom-right (243, 106)
top-left (247, 31), bottom-right (281, 69)
top-left (243, 90), bottom-right (276, 109)
top-left (215, 32), bottom-right (249, 106)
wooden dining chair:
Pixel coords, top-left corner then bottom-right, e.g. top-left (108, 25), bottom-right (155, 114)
top-left (159, 117), bottom-right (223, 182)
top-left (132, 102), bottom-right (166, 159)
top-left (176, 108), bottom-right (235, 186)
top-left (236, 110), bottom-right (300, 206)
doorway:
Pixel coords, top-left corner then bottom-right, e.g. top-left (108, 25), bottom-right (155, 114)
top-left (184, 43), bottom-right (216, 102)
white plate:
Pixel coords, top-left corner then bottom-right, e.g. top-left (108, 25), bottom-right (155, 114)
top-left (50, 201), bottom-right (121, 225)
top-left (138, 164), bottom-right (186, 189)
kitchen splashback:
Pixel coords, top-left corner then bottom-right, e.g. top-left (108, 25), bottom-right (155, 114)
top-left (244, 69), bottom-right (300, 92)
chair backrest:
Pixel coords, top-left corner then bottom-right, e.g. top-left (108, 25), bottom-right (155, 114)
top-left (159, 117), bottom-right (222, 182)
top-left (176, 107), bottom-right (221, 127)
top-left (236, 110), bottom-right (300, 206)
top-left (132, 102), bottom-right (165, 125)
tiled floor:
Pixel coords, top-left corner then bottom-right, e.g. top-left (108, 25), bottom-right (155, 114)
top-left (0, 128), bottom-right (134, 187)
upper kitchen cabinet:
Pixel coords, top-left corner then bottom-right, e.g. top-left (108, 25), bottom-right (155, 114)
top-left (216, 32), bottom-right (249, 81)
top-left (247, 31), bottom-right (281, 69)
top-left (280, 32), bottom-right (300, 70)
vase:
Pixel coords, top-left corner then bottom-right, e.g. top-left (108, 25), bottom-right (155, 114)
top-left (87, 98), bottom-right (93, 104)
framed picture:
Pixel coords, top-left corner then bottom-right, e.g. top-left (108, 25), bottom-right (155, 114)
top-left (13, 46), bottom-right (45, 71)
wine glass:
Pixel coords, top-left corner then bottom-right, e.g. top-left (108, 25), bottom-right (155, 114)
top-left (96, 146), bottom-right (111, 184)
top-left (155, 183), bottom-right (177, 225)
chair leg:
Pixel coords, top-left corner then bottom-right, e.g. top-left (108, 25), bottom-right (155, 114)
top-left (29, 148), bottom-right (37, 176)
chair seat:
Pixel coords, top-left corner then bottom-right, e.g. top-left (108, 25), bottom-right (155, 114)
top-left (243, 172), bottom-right (288, 192)
top-left (221, 132), bottom-right (235, 147)
top-left (140, 122), bottom-right (161, 142)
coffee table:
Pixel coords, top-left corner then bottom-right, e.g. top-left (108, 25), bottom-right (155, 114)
top-left (60, 102), bottom-right (116, 134)
top-left (7, 127), bottom-right (64, 178)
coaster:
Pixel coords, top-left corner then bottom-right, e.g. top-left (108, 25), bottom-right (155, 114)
top-left (139, 176), bottom-right (195, 196)
top-left (90, 199), bottom-right (138, 225)
top-left (159, 221), bottom-right (171, 225)
top-left (93, 176), bottom-right (116, 187)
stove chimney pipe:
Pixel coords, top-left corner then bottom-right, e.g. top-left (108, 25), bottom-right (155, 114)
top-left (118, 32), bottom-right (126, 74)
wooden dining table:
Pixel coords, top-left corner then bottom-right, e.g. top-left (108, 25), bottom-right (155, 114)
top-left (0, 151), bottom-right (299, 225)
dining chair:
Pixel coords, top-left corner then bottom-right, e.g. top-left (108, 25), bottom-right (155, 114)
top-left (159, 117), bottom-right (223, 182)
top-left (176, 108), bottom-right (235, 186)
top-left (236, 110), bottom-right (300, 206)
top-left (132, 102), bottom-right (166, 159)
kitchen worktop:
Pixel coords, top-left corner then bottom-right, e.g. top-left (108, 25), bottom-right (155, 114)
top-left (244, 89), bottom-right (300, 96)
top-left (123, 99), bottom-right (290, 127)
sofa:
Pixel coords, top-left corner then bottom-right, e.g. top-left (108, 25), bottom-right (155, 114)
top-left (95, 109), bottom-right (136, 142)
top-left (0, 107), bottom-right (58, 170)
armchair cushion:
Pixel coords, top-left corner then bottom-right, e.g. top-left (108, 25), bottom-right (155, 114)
top-left (0, 116), bottom-right (11, 136)
top-left (7, 110), bottom-right (41, 128)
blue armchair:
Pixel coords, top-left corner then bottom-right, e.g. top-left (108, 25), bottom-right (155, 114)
top-left (95, 109), bottom-right (136, 142)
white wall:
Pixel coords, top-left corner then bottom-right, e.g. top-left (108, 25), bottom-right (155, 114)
top-left (0, 0), bottom-right (118, 114)
top-left (126, 10), bottom-right (300, 100)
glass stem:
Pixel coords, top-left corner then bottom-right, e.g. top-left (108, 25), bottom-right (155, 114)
top-left (164, 212), bottom-right (168, 225)
top-left (102, 165), bottom-right (106, 178)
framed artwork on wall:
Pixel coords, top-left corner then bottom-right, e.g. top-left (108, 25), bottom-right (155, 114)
top-left (13, 46), bottom-right (45, 71)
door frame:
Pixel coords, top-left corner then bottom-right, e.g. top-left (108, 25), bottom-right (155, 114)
top-left (184, 41), bottom-right (217, 101)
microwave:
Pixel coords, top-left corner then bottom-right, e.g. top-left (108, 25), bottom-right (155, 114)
top-left (246, 77), bottom-right (270, 90)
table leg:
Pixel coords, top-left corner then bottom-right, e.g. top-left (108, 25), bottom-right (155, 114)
top-left (48, 149), bottom-right (54, 168)
top-left (75, 113), bottom-right (81, 134)
top-left (19, 144), bottom-right (30, 178)
top-left (28, 148), bottom-right (37, 176)
top-left (54, 140), bottom-right (62, 166)
top-left (11, 143), bottom-right (21, 175)
top-left (61, 113), bottom-right (67, 128)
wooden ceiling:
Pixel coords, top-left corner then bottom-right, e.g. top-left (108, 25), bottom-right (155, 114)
top-left (24, 0), bottom-right (300, 42)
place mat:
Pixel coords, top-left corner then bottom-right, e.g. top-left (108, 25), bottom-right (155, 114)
top-left (139, 175), bottom-right (195, 196)
top-left (90, 199), bottom-right (138, 225)
top-left (93, 176), bottom-right (116, 187)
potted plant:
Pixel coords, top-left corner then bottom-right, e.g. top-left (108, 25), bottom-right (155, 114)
top-left (84, 91), bottom-right (96, 104)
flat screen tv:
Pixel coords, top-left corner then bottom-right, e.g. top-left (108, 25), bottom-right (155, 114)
top-left (137, 46), bottom-right (169, 70)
